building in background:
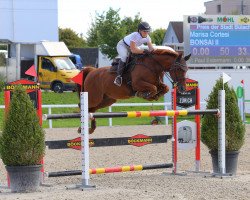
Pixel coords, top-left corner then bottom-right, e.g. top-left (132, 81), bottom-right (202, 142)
top-left (70, 48), bottom-right (112, 68)
top-left (0, 0), bottom-right (58, 81)
top-left (204, 0), bottom-right (250, 15)
top-left (162, 22), bottom-right (184, 52)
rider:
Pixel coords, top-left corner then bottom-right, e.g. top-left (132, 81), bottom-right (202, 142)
top-left (114, 21), bottom-right (155, 86)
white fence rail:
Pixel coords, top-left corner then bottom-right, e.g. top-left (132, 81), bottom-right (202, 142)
top-left (1, 102), bottom-right (250, 128)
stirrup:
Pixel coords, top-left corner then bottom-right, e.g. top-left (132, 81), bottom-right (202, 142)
top-left (114, 76), bottom-right (122, 86)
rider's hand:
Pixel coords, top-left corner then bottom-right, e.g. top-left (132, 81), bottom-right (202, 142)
top-left (143, 49), bottom-right (151, 55)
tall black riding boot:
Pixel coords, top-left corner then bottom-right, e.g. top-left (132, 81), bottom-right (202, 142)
top-left (114, 60), bottom-right (126, 86)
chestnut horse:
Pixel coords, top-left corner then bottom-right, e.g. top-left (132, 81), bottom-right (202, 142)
top-left (78, 48), bottom-right (191, 133)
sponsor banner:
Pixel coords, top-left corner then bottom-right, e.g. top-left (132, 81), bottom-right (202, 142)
top-left (176, 78), bottom-right (198, 108)
top-left (4, 79), bottom-right (40, 91)
top-left (128, 134), bottom-right (152, 147)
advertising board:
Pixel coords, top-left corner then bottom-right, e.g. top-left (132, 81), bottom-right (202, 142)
top-left (184, 15), bottom-right (250, 66)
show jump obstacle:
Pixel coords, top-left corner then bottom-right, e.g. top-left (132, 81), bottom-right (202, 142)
top-left (43, 91), bottom-right (226, 189)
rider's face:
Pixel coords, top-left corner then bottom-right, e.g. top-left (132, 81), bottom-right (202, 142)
top-left (140, 30), bottom-right (149, 38)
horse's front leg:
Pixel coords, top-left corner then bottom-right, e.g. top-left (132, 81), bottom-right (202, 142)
top-left (89, 118), bottom-right (96, 134)
top-left (154, 83), bottom-right (170, 99)
top-left (132, 81), bottom-right (158, 101)
top-left (77, 118), bottom-right (96, 134)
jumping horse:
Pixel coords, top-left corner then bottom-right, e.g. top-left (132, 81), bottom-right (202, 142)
top-left (78, 48), bottom-right (191, 133)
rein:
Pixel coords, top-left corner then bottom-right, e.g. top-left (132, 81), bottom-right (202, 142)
top-left (135, 53), bottom-right (187, 86)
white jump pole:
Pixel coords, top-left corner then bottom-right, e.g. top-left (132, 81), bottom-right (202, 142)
top-left (78, 92), bottom-right (95, 189)
top-left (218, 90), bottom-right (226, 174)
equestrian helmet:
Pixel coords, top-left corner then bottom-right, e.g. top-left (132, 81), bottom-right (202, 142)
top-left (138, 21), bottom-right (151, 32)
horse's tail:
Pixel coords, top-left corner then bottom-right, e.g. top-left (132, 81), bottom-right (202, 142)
top-left (77, 67), bottom-right (96, 95)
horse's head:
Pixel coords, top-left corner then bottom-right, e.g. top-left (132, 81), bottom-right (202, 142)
top-left (169, 53), bottom-right (191, 92)
top-left (148, 49), bottom-right (190, 92)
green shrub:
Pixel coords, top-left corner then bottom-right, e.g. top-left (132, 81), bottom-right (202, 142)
top-left (0, 53), bottom-right (6, 66)
top-left (0, 85), bottom-right (45, 166)
top-left (201, 78), bottom-right (245, 151)
top-left (0, 74), bottom-right (5, 92)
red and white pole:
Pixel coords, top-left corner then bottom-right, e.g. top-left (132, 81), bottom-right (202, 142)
top-left (172, 87), bottom-right (178, 174)
top-left (195, 88), bottom-right (201, 172)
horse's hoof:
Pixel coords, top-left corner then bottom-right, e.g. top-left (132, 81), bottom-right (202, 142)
top-left (77, 127), bottom-right (81, 134)
top-left (78, 127), bottom-right (95, 134)
top-left (89, 128), bottom-right (94, 134)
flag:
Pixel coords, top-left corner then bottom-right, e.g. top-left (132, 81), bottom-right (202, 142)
top-left (71, 71), bottom-right (83, 86)
top-left (25, 65), bottom-right (37, 77)
top-left (222, 72), bottom-right (231, 84)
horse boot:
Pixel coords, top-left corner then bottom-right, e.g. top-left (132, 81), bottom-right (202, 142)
top-left (114, 60), bottom-right (126, 86)
top-left (135, 91), bottom-right (152, 99)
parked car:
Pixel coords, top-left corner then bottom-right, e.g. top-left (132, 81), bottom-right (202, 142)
top-left (69, 54), bottom-right (84, 70)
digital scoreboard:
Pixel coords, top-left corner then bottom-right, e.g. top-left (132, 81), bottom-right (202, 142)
top-left (184, 15), bottom-right (250, 66)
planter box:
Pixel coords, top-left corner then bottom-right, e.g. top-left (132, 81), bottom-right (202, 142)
top-left (6, 165), bottom-right (42, 193)
top-left (210, 151), bottom-right (239, 175)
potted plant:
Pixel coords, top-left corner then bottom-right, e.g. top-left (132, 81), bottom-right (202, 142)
top-left (201, 78), bottom-right (245, 175)
top-left (0, 85), bottom-right (45, 192)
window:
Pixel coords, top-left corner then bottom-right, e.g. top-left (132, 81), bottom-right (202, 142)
top-left (42, 58), bottom-right (55, 71)
top-left (69, 56), bottom-right (76, 64)
top-left (53, 57), bottom-right (76, 70)
top-left (217, 4), bottom-right (221, 13)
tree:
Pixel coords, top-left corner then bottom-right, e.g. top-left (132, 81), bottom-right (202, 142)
top-left (201, 78), bottom-right (245, 151)
top-left (59, 28), bottom-right (87, 48)
top-left (0, 85), bottom-right (45, 166)
top-left (87, 8), bottom-right (125, 59)
top-left (86, 21), bottom-right (100, 47)
top-left (150, 28), bottom-right (166, 45)
top-left (0, 44), bottom-right (7, 50)
top-left (0, 74), bottom-right (4, 92)
top-left (87, 8), bottom-right (142, 59)
top-left (121, 14), bottom-right (142, 34)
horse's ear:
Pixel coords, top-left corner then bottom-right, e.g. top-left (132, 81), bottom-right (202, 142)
top-left (176, 52), bottom-right (182, 62)
top-left (184, 54), bottom-right (191, 61)
top-left (176, 51), bottom-right (182, 57)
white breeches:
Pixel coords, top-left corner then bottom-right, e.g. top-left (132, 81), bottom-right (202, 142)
top-left (117, 40), bottom-right (130, 62)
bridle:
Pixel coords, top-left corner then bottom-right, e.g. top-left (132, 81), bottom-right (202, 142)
top-left (167, 60), bottom-right (188, 87)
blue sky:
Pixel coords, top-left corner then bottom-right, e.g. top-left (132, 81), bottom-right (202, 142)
top-left (58, 0), bottom-right (207, 37)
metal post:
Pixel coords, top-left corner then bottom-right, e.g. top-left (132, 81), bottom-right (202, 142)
top-left (16, 43), bottom-right (21, 80)
top-left (109, 106), bottom-right (112, 127)
top-left (49, 107), bottom-right (52, 129)
top-left (81, 92), bottom-right (90, 186)
top-left (164, 94), bottom-right (169, 125)
top-left (195, 88), bottom-right (201, 172)
top-left (172, 88), bottom-right (177, 174)
top-left (218, 90), bottom-right (226, 174)
top-left (79, 92), bottom-right (95, 189)
top-left (242, 86), bottom-right (246, 123)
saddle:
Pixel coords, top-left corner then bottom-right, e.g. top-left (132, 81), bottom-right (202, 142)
top-left (109, 54), bottom-right (138, 85)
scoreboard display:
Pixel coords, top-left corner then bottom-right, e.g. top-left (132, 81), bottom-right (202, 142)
top-left (184, 15), bottom-right (250, 66)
